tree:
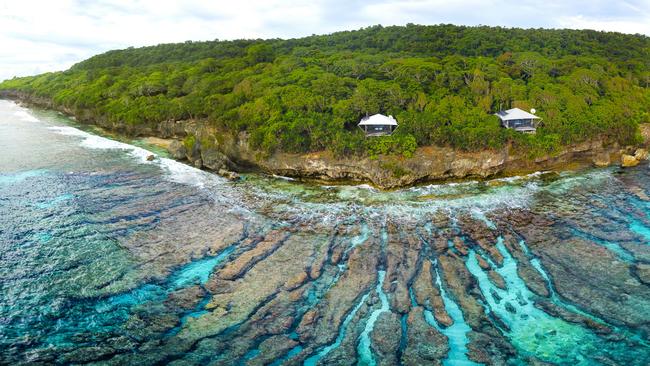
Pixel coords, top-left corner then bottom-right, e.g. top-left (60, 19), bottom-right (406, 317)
top-left (1, 24), bottom-right (647, 159)
top-left (247, 43), bottom-right (275, 64)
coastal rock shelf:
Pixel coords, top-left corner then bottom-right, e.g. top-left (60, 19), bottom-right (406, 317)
top-left (3, 91), bottom-right (649, 190)
top-left (1, 101), bottom-right (650, 365)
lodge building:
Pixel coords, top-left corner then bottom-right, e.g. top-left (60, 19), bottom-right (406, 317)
top-left (358, 114), bottom-right (398, 136)
top-left (494, 108), bottom-right (540, 134)
top-left (358, 108), bottom-right (541, 137)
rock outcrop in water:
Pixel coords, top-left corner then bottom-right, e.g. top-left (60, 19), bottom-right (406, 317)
top-left (2, 90), bottom-right (649, 189)
top-left (622, 154), bottom-right (640, 167)
top-left (622, 149), bottom-right (649, 168)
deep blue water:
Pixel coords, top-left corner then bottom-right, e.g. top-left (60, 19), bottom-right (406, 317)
top-left (1, 100), bottom-right (650, 365)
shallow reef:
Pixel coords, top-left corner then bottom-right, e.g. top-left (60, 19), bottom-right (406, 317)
top-left (1, 101), bottom-right (650, 365)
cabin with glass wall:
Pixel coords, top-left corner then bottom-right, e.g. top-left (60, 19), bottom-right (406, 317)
top-left (358, 114), bottom-right (398, 136)
top-left (495, 108), bottom-right (540, 133)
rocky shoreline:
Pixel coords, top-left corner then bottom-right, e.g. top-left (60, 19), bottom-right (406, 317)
top-left (2, 96), bottom-right (650, 365)
top-left (2, 90), bottom-right (649, 189)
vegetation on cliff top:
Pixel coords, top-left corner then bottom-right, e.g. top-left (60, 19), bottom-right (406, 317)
top-left (1, 24), bottom-right (648, 158)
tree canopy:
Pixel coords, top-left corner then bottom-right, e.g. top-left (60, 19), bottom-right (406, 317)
top-left (2, 24), bottom-right (648, 158)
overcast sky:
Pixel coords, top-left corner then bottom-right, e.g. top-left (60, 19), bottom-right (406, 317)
top-left (1, 0), bottom-right (649, 81)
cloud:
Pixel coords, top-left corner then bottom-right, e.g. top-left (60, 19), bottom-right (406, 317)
top-left (0, 0), bottom-right (648, 81)
top-left (557, 15), bottom-right (650, 35)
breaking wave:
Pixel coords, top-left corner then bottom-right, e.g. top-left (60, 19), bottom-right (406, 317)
top-left (47, 125), bottom-right (228, 190)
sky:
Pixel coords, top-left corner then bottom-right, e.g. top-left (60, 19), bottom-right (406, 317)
top-left (0, 0), bottom-right (649, 81)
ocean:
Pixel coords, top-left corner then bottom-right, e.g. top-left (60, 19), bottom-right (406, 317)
top-left (1, 99), bottom-right (649, 365)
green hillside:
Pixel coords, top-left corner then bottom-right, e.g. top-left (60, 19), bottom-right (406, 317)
top-left (2, 24), bottom-right (649, 158)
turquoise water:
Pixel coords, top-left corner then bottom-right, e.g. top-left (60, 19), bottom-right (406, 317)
top-left (466, 238), bottom-right (648, 364)
top-left (357, 270), bottom-right (390, 366)
top-left (170, 247), bottom-right (235, 289)
top-left (0, 169), bottom-right (48, 185)
top-left (467, 240), bottom-right (592, 363)
top-left (102, 246), bottom-right (235, 310)
top-left (570, 227), bottom-right (636, 262)
top-left (424, 262), bottom-right (481, 366)
top-left (344, 222), bottom-right (371, 255)
top-left (630, 220), bottom-right (650, 243)
top-left (1, 100), bottom-right (650, 365)
top-left (303, 292), bottom-right (370, 366)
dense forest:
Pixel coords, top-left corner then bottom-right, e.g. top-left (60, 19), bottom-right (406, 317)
top-left (1, 24), bottom-right (649, 158)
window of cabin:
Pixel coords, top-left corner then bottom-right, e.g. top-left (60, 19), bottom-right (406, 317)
top-left (511, 119), bottom-right (531, 128)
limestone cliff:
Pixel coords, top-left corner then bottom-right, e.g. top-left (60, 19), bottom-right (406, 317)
top-left (2, 90), bottom-right (648, 189)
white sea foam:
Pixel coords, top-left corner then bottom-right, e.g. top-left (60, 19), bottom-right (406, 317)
top-left (1, 101), bottom-right (38, 123)
top-left (48, 126), bottom-right (154, 163)
top-left (158, 157), bottom-right (228, 189)
top-left (48, 126), bottom-right (88, 137)
top-left (47, 125), bottom-right (227, 189)
top-left (43, 121), bottom-right (615, 224)
top-left (489, 170), bottom-right (547, 184)
top-left (354, 184), bottom-right (377, 191)
top-left (251, 175), bottom-right (542, 225)
top-left (408, 180), bottom-right (480, 196)
top-left (470, 207), bottom-right (497, 229)
top-left (13, 109), bottom-right (40, 122)
top-left (544, 169), bottom-right (614, 194)
top-left (378, 185), bottom-right (538, 221)
top-left (271, 174), bottom-right (295, 181)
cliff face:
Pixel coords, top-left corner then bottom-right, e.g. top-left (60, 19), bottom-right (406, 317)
top-left (233, 140), bottom-right (637, 189)
top-left (99, 119), bottom-right (650, 189)
top-left (2, 91), bottom-right (648, 189)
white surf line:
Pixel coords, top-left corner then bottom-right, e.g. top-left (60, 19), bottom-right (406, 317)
top-left (13, 109), bottom-right (39, 122)
top-left (271, 174), bottom-right (296, 181)
top-left (47, 125), bottom-right (230, 191)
